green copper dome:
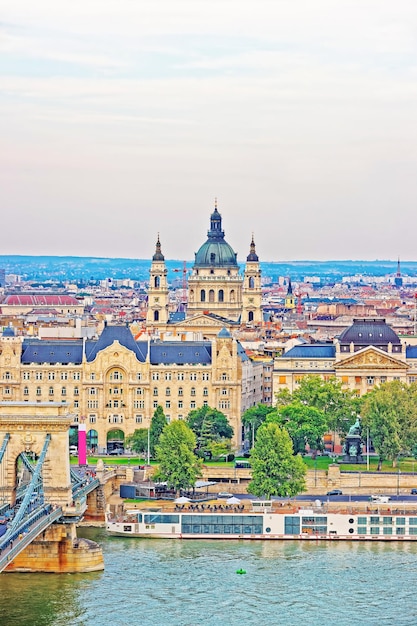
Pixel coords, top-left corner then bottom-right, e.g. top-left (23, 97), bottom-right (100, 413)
top-left (194, 206), bottom-right (238, 268)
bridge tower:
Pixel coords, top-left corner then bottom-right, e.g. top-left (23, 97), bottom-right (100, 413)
top-left (0, 402), bottom-right (73, 508)
top-left (0, 402), bottom-right (104, 573)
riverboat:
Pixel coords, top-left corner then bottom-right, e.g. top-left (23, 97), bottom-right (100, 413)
top-left (106, 501), bottom-right (417, 541)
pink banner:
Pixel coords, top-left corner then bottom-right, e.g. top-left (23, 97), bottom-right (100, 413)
top-left (78, 422), bottom-right (87, 465)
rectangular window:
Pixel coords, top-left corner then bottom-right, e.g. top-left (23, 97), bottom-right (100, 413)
top-left (153, 400), bottom-right (158, 409)
top-left (60, 372), bottom-right (68, 380)
top-left (74, 400), bottom-right (79, 408)
top-left (135, 415), bottom-right (143, 424)
top-left (73, 372), bottom-right (80, 380)
top-left (190, 373), bottom-right (197, 381)
top-left (178, 400), bottom-right (183, 409)
top-left (202, 372), bottom-right (209, 381)
top-left (165, 401), bottom-right (171, 409)
top-left (35, 372), bottom-right (43, 381)
top-left (23, 372), bottom-right (30, 380)
top-left (136, 372), bottom-right (142, 380)
top-left (74, 387), bottom-right (79, 396)
top-left (90, 373), bottom-right (95, 380)
top-left (89, 414), bottom-right (96, 423)
top-left (190, 401), bottom-right (196, 409)
top-left (152, 372), bottom-right (159, 381)
top-left (177, 372), bottom-right (184, 381)
top-left (48, 372), bottom-right (55, 380)
top-left (165, 372), bottom-right (172, 381)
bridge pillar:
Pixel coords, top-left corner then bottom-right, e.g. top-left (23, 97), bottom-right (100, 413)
top-left (5, 523), bottom-right (104, 573)
top-left (0, 402), bottom-right (104, 573)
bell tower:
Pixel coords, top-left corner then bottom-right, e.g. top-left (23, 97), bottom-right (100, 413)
top-left (242, 235), bottom-right (262, 325)
top-left (146, 235), bottom-right (169, 326)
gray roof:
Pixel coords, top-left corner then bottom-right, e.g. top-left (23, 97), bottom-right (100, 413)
top-left (283, 345), bottom-right (336, 358)
top-left (21, 339), bottom-right (83, 364)
top-left (338, 318), bottom-right (401, 346)
top-left (85, 325), bottom-right (146, 362)
top-left (149, 342), bottom-right (212, 365)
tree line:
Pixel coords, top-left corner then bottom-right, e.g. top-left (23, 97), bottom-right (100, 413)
top-left (125, 376), bottom-right (417, 497)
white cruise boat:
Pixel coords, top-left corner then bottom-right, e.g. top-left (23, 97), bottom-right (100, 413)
top-left (106, 501), bottom-right (417, 541)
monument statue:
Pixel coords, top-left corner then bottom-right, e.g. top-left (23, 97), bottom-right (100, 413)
top-left (343, 416), bottom-right (364, 464)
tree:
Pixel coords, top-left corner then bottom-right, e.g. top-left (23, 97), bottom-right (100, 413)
top-left (186, 406), bottom-right (233, 456)
top-left (248, 422), bottom-right (306, 498)
top-left (149, 406), bottom-right (167, 458)
top-left (275, 375), bottom-right (359, 444)
top-left (154, 420), bottom-right (202, 494)
top-left (242, 404), bottom-right (273, 449)
top-left (361, 381), bottom-right (417, 469)
top-left (267, 402), bottom-right (328, 455)
top-left (125, 428), bottom-right (149, 456)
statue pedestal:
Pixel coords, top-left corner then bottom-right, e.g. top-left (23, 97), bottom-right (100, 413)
top-left (342, 435), bottom-right (363, 464)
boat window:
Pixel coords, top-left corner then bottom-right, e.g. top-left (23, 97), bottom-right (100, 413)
top-left (144, 514), bottom-right (179, 524)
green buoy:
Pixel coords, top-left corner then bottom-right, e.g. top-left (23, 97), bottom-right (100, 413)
top-left (236, 569), bottom-right (246, 574)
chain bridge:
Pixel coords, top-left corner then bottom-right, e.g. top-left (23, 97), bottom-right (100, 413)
top-left (0, 402), bottom-right (105, 573)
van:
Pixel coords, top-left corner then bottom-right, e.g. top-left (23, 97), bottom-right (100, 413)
top-left (370, 495), bottom-right (391, 503)
top-left (69, 446), bottom-right (78, 455)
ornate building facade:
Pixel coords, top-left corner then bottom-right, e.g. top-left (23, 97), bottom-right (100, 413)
top-left (146, 203), bottom-right (263, 332)
top-left (0, 324), bottom-right (263, 452)
top-left (273, 318), bottom-right (417, 396)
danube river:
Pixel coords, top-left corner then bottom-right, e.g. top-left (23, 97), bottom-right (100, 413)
top-left (1, 529), bottom-right (416, 626)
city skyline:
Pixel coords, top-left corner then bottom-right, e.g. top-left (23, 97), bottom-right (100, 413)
top-left (2, 1), bottom-right (417, 261)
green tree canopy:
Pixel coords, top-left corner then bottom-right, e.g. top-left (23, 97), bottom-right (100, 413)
top-left (276, 375), bottom-right (359, 437)
top-left (242, 404), bottom-right (273, 448)
top-left (125, 428), bottom-right (149, 456)
top-left (248, 422), bottom-right (306, 499)
top-left (361, 380), bottom-right (417, 469)
top-left (186, 406), bottom-right (233, 455)
top-left (267, 402), bottom-right (328, 454)
top-left (149, 406), bottom-right (167, 458)
top-left (154, 420), bottom-right (202, 494)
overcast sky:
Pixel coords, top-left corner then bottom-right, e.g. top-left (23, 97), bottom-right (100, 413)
top-left (2, 1), bottom-right (417, 262)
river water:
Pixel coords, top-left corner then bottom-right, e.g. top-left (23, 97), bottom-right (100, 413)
top-left (1, 528), bottom-right (416, 626)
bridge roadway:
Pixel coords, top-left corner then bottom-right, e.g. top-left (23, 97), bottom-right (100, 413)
top-left (0, 472), bottom-right (101, 573)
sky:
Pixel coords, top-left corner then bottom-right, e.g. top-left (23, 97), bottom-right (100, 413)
top-left (1, 1), bottom-right (417, 262)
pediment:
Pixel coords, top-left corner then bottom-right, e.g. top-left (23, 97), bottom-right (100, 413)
top-left (335, 347), bottom-right (407, 370)
top-left (172, 314), bottom-right (226, 328)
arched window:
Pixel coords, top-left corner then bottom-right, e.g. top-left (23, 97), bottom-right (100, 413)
top-left (218, 289), bottom-right (224, 302)
top-left (209, 289), bottom-right (215, 303)
top-left (200, 289), bottom-right (206, 302)
top-left (154, 310), bottom-right (159, 321)
top-left (249, 277), bottom-right (255, 288)
top-left (154, 276), bottom-right (160, 288)
top-left (248, 311), bottom-right (254, 322)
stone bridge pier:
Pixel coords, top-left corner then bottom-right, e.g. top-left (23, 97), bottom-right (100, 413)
top-left (0, 402), bottom-right (104, 573)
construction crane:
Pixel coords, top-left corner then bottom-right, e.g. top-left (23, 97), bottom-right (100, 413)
top-left (294, 291), bottom-right (306, 316)
top-left (173, 261), bottom-right (187, 311)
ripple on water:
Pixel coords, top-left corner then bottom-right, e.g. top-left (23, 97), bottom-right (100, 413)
top-left (2, 533), bottom-right (417, 626)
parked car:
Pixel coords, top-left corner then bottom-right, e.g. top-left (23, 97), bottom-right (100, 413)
top-left (108, 448), bottom-right (124, 456)
top-left (69, 446), bottom-right (78, 455)
top-left (326, 489), bottom-right (343, 496)
top-left (411, 489), bottom-right (417, 495)
top-left (218, 492), bottom-right (233, 498)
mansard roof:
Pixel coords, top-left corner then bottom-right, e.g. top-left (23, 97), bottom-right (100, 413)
top-left (338, 318), bottom-right (401, 346)
top-left (149, 341), bottom-right (212, 365)
top-left (283, 344), bottom-right (336, 358)
top-left (21, 339), bottom-right (83, 364)
top-left (85, 324), bottom-right (146, 362)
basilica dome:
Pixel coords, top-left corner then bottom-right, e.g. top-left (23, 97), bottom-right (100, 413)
top-left (194, 207), bottom-right (238, 268)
